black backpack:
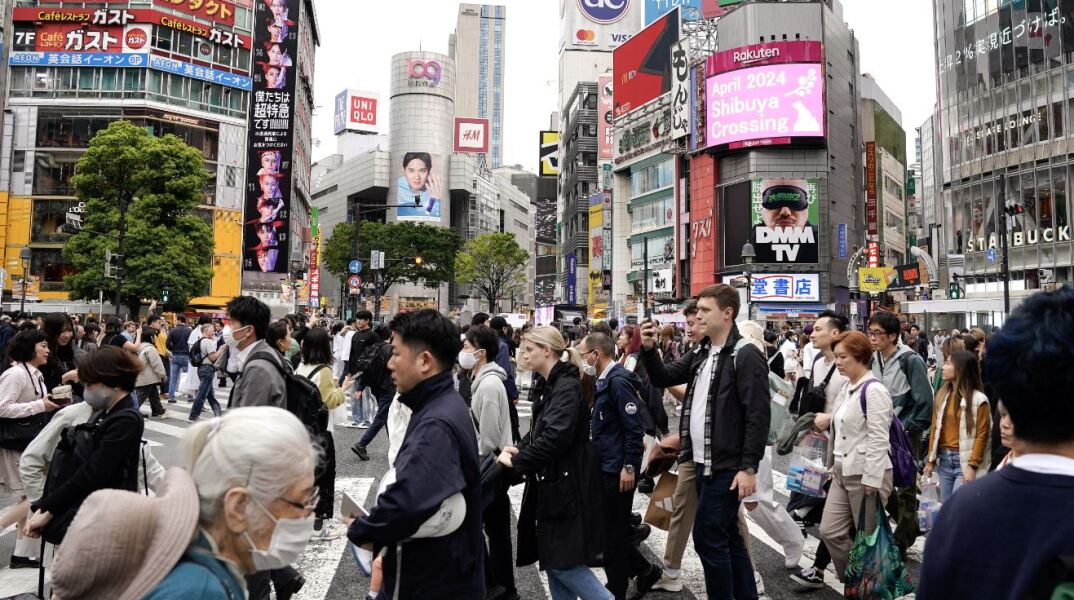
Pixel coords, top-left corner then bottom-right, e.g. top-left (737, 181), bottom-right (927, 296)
top-left (189, 337), bottom-right (206, 367)
top-left (246, 352), bottom-right (328, 437)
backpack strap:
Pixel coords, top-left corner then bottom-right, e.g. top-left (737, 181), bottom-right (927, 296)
top-left (858, 380), bottom-right (876, 415)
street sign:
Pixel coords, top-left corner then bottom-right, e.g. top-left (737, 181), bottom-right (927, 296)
top-left (986, 248), bottom-right (997, 264)
top-left (349, 260), bottom-right (363, 274)
top-left (348, 275), bottom-right (362, 294)
top-left (370, 250), bottom-right (384, 270)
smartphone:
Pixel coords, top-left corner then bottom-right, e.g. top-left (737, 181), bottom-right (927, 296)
top-left (342, 491), bottom-right (369, 520)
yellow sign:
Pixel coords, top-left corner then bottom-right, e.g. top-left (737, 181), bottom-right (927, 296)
top-left (539, 131), bottom-right (560, 177)
top-left (858, 267), bottom-right (897, 293)
top-left (588, 195), bottom-right (608, 311)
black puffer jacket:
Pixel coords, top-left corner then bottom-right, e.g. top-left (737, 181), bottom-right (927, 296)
top-left (513, 361), bottom-right (604, 571)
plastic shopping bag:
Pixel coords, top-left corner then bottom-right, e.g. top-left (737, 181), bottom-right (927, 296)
top-left (845, 495), bottom-right (916, 600)
top-left (178, 367), bottom-right (201, 396)
top-left (786, 431), bottom-right (829, 498)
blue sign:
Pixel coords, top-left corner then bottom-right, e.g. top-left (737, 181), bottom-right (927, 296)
top-left (333, 90), bottom-right (348, 136)
top-left (838, 223), bottom-right (848, 259)
top-left (9, 51), bottom-right (147, 68)
top-left (349, 260), bottom-right (363, 274)
top-left (986, 248), bottom-right (997, 264)
top-left (579, 0), bottom-right (631, 24)
top-left (148, 55), bottom-right (252, 91)
top-left (645, 0), bottom-right (702, 24)
top-left (567, 252), bottom-right (578, 304)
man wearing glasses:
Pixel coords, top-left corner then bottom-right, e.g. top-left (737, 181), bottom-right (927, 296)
top-left (867, 312), bottom-right (934, 558)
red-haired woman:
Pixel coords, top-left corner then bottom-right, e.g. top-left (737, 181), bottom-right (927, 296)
top-left (813, 331), bottom-right (895, 581)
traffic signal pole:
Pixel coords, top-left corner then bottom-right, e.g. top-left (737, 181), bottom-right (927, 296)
top-left (998, 174), bottom-right (1011, 315)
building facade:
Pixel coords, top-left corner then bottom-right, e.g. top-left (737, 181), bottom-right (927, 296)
top-left (861, 73), bottom-right (909, 268)
top-left (558, 81), bottom-right (599, 307)
top-left (451, 4), bottom-right (505, 168)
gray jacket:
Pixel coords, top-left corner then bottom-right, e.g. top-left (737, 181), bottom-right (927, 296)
top-left (229, 340), bottom-right (287, 409)
top-left (871, 343), bottom-right (933, 434)
top-left (470, 362), bottom-right (512, 456)
top-left (135, 343), bottom-right (167, 387)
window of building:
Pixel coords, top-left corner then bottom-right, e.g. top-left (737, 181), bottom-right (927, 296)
top-left (630, 160), bottom-right (673, 197)
top-left (630, 234), bottom-right (674, 269)
top-left (883, 175), bottom-right (904, 200)
top-left (631, 197), bottom-right (674, 232)
top-left (29, 248), bottom-right (76, 292)
top-left (33, 152), bottom-right (81, 196)
top-left (31, 200), bottom-right (79, 243)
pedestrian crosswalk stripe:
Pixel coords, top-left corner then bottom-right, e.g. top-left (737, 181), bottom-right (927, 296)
top-left (292, 477), bottom-right (376, 600)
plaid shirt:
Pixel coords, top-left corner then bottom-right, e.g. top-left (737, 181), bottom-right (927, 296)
top-left (680, 342), bottom-right (724, 469)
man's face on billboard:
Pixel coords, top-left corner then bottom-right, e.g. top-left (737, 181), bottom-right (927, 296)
top-left (270, 0), bottom-right (287, 19)
top-left (763, 204), bottom-right (809, 228)
top-left (260, 175), bottom-right (279, 196)
top-left (265, 67), bottom-right (282, 88)
top-left (404, 158), bottom-right (429, 192)
top-left (261, 152), bottom-right (278, 172)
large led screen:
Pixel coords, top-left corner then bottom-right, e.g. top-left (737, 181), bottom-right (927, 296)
top-left (704, 62), bottom-right (825, 149)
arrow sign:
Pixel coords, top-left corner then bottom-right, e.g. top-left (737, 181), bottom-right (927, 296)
top-left (986, 248), bottom-right (997, 264)
top-left (349, 260), bottom-right (363, 274)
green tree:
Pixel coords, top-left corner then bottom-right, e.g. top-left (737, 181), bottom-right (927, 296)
top-left (322, 222), bottom-right (356, 307)
top-left (63, 120), bottom-right (214, 317)
top-left (455, 232), bottom-right (529, 313)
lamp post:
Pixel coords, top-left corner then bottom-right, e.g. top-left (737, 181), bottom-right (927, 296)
top-left (741, 242), bottom-right (756, 322)
top-left (18, 247), bottom-right (32, 316)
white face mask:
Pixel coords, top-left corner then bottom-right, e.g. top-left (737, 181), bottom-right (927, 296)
top-left (224, 325), bottom-right (250, 351)
top-left (244, 497), bottom-right (315, 571)
top-left (458, 349), bottom-right (481, 371)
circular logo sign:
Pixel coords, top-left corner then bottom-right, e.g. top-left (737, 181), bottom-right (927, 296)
top-left (577, 0), bottom-right (629, 25)
top-left (125, 27), bottom-right (148, 50)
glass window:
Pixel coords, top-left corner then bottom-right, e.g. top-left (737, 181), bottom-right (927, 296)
top-left (630, 160), bottom-right (674, 197)
top-left (1040, 168), bottom-right (1054, 229)
top-left (1053, 100), bottom-right (1064, 138)
top-left (153, 27), bottom-right (172, 52)
top-left (31, 200), bottom-right (79, 242)
top-left (177, 32), bottom-right (193, 57)
top-left (30, 248), bottom-right (76, 291)
top-left (33, 152), bottom-right (81, 196)
top-left (1058, 166), bottom-right (1069, 229)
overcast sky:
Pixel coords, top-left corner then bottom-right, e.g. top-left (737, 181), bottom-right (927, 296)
top-left (309, 0), bottom-right (936, 172)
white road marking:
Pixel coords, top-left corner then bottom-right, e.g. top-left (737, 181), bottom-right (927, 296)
top-left (293, 477), bottom-right (376, 600)
top-left (507, 484), bottom-right (552, 599)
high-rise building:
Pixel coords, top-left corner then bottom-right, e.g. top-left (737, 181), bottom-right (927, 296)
top-left (452, 4), bottom-right (506, 168)
top-left (861, 73), bottom-right (909, 268)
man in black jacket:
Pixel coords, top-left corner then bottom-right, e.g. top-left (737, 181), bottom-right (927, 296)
top-left (347, 309), bottom-right (485, 598)
top-left (351, 324), bottom-right (396, 460)
top-left (640, 284), bottom-right (769, 600)
top-left (165, 314), bottom-right (192, 401)
top-left (346, 310), bottom-right (378, 427)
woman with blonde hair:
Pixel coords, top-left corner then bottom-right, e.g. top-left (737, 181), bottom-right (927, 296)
top-left (924, 350), bottom-right (990, 501)
top-left (497, 326), bottom-right (609, 600)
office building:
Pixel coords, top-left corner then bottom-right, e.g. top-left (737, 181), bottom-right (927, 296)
top-left (451, 4), bottom-right (506, 168)
top-left (861, 73), bottom-right (909, 267)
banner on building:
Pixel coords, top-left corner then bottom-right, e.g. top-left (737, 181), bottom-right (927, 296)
top-left (837, 223), bottom-right (848, 259)
top-left (453, 117), bottom-right (491, 154)
top-left (645, 0), bottom-right (724, 23)
top-left (598, 75), bottom-right (614, 160)
top-left (588, 194), bottom-right (609, 309)
top-left (242, 0), bottom-right (300, 275)
top-left (670, 40), bottom-right (689, 140)
top-left (867, 240), bottom-right (880, 267)
top-left (539, 131), bottom-right (560, 176)
top-left (13, 7), bottom-right (250, 48)
top-left (859, 267), bottom-right (897, 293)
top-left (309, 208), bottom-right (321, 308)
top-left (393, 151), bottom-right (444, 223)
top-left (154, 0), bottom-right (236, 26)
top-left (721, 273), bottom-right (820, 303)
top-left (866, 141), bottom-right (878, 236)
top-left (890, 262), bottom-right (922, 290)
top-left (566, 251), bottom-right (577, 305)
top-left (333, 90), bottom-right (379, 135)
top-left (613, 6), bottom-right (680, 117)
top-left (749, 178), bottom-right (819, 264)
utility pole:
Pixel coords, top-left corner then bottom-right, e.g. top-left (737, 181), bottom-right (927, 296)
top-left (114, 188), bottom-right (130, 320)
top-left (642, 242), bottom-right (650, 320)
top-left (997, 173), bottom-right (1011, 315)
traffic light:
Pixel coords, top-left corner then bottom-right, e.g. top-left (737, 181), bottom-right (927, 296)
top-left (104, 250), bottom-right (121, 279)
top-left (1004, 201), bottom-right (1025, 216)
top-left (949, 274), bottom-right (963, 299)
top-left (161, 289), bottom-right (169, 304)
top-left (407, 256), bottom-right (424, 266)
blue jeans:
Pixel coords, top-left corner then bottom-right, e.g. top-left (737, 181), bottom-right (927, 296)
top-left (169, 354), bottom-right (189, 397)
top-left (188, 365), bottom-right (221, 421)
top-left (694, 466), bottom-right (757, 600)
top-left (936, 449), bottom-right (963, 502)
top-left (351, 386), bottom-right (370, 423)
top-left (546, 565), bottom-right (614, 600)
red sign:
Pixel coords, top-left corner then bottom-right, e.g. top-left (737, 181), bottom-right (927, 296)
top-left (349, 96), bottom-right (377, 128)
top-left (705, 40), bottom-right (825, 76)
top-left (865, 141), bottom-right (878, 236)
top-left (14, 7), bottom-right (250, 48)
top-left (125, 26), bottom-right (149, 50)
top-left (29, 23), bottom-right (152, 53)
top-left (867, 240), bottom-right (880, 268)
top-left (154, 0), bottom-right (235, 26)
top-left (612, 7), bottom-right (680, 117)
top-left (453, 117), bottom-right (490, 154)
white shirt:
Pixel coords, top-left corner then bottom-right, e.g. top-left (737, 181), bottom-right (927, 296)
top-left (198, 338), bottom-right (218, 363)
top-left (222, 326), bottom-right (243, 373)
top-left (800, 342), bottom-right (817, 378)
top-left (234, 339), bottom-right (259, 370)
top-left (1011, 454), bottom-right (1074, 477)
top-left (341, 330), bottom-right (356, 361)
top-left (810, 353), bottom-right (849, 414)
top-left (690, 345), bottom-right (721, 465)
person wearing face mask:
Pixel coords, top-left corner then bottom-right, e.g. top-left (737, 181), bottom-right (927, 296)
top-left (463, 325), bottom-right (516, 599)
top-left (226, 297), bottom-right (286, 410)
top-left (581, 332), bottom-right (661, 600)
top-left (23, 346), bottom-right (145, 544)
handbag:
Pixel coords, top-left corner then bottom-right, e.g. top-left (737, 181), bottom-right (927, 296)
top-left (0, 365), bottom-right (54, 451)
top-left (844, 495), bottom-right (915, 599)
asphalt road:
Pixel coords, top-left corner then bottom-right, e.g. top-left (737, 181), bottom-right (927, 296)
top-left (0, 383), bottom-right (925, 599)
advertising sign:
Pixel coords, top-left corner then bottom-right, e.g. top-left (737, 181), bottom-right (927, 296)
top-left (242, 0), bottom-right (300, 275)
top-left (562, 0), bottom-right (641, 51)
top-left (598, 75), bottom-right (614, 160)
top-left (614, 103), bottom-right (671, 165)
top-left (837, 223), bottom-right (848, 259)
top-left (650, 268), bottom-right (673, 293)
top-left (690, 63), bottom-right (705, 151)
top-left (567, 251), bottom-right (578, 305)
top-left (749, 178), bottom-right (819, 264)
top-left (858, 267), bottom-right (897, 293)
top-left (865, 141), bottom-right (878, 236)
top-left (453, 117), bottom-right (491, 154)
top-left (9, 51), bottom-right (146, 67)
top-left (21, 23), bottom-right (151, 54)
top-left (669, 40), bottom-right (689, 140)
top-left (722, 273), bottom-right (820, 303)
top-left (393, 152), bottom-right (443, 223)
top-left (154, 0), bottom-right (235, 26)
top-left (705, 62), bottom-right (825, 150)
top-left (866, 240), bottom-right (881, 268)
top-left (149, 55), bottom-right (251, 90)
top-left (309, 208), bottom-right (321, 308)
top-left (406, 59), bottom-right (441, 88)
top-left (539, 131), bottom-right (560, 176)
top-left (705, 40), bottom-right (824, 75)
top-left (333, 90), bottom-right (379, 135)
top-left (613, 6), bottom-right (680, 117)
top-left (645, 0), bottom-right (723, 24)
top-left (13, 7), bottom-right (249, 48)
top-left (891, 263), bottom-right (922, 290)
top-left (588, 194), bottom-right (609, 308)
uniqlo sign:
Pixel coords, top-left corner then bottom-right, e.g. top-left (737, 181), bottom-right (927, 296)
top-left (454, 117), bottom-right (490, 154)
top-left (348, 96), bottom-right (377, 128)
top-left (332, 89), bottom-right (380, 135)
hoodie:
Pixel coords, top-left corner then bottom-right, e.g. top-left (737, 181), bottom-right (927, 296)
top-left (871, 343), bottom-right (934, 434)
top-left (470, 362), bottom-right (512, 456)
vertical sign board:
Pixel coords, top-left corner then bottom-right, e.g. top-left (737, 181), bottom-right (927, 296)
top-left (309, 207), bottom-right (320, 308)
top-left (865, 141), bottom-right (879, 237)
top-left (598, 75), bottom-right (614, 160)
top-left (669, 40), bottom-right (689, 140)
top-left (837, 223), bottom-right (848, 259)
top-left (539, 131), bottom-right (560, 177)
top-left (242, 0), bottom-right (299, 275)
top-left (567, 252), bottom-right (577, 305)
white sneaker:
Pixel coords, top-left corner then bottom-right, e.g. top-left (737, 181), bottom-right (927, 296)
top-left (310, 524), bottom-right (343, 542)
top-left (755, 570), bottom-right (766, 595)
top-left (357, 421), bottom-right (371, 429)
top-left (652, 571), bottom-right (683, 592)
top-left (337, 421), bottom-right (361, 429)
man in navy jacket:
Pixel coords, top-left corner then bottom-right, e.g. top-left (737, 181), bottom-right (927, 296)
top-left (347, 309), bottom-right (484, 599)
top-left (582, 332), bottom-right (661, 600)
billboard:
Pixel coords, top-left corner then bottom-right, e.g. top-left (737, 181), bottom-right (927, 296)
top-left (18, 23), bottom-right (151, 53)
top-left (598, 75), bottom-right (614, 160)
top-left (561, 0), bottom-right (642, 52)
top-left (705, 62), bottom-right (825, 150)
top-left (859, 267), bottom-right (897, 293)
top-left (13, 7), bottom-right (250, 49)
top-left (722, 273), bottom-right (820, 303)
top-left (453, 117), bottom-right (491, 154)
top-left (891, 263), bottom-right (923, 290)
top-left (865, 141), bottom-right (879, 236)
top-left (154, 0), bottom-right (236, 26)
top-left (614, 103), bottom-right (672, 165)
top-left (242, 0), bottom-right (300, 275)
top-left (644, 0), bottom-right (724, 24)
top-left (393, 152), bottom-right (443, 223)
top-left (333, 90), bottom-right (380, 135)
top-left (749, 178), bottom-right (819, 264)
top-left (588, 193), bottom-right (609, 308)
top-left (613, 6), bottom-right (680, 117)
top-left (669, 40), bottom-right (689, 140)
top-left (539, 131), bottom-right (560, 176)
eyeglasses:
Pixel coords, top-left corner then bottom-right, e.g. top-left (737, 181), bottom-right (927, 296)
top-left (867, 329), bottom-right (888, 338)
top-left (280, 486), bottom-right (320, 514)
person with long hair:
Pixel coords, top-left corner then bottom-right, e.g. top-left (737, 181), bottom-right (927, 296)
top-left (39, 313), bottom-right (82, 397)
top-left (931, 335), bottom-right (965, 391)
top-left (498, 326), bottom-right (609, 600)
top-left (924, 350), bottom-right (991, 501)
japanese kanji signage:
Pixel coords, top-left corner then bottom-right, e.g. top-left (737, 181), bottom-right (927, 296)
top-left (18, 23), bottom-right (150, 54)
top-left (149, 55), bottom-right (251, 89)
top-left (865, 141), bottom-right (878, 237)
top-left (669, 40), bottom-right (689, 140)
top-left (309, 207), bottom-right (321, 308)
top-left (938, 7), bottom-right (1065, 75)
top-left (243, 0), bottom-right (299, 274)
top-left (154, 0), bottom-right (235, 26)
top-left (13, 7), bottom-right (250, 49)
top-left (722, 273), bottom-right (820, 303)
top-left (9, 51), bottom-right (147, 67)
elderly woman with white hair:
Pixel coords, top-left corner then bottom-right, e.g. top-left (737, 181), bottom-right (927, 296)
top-left (47, 407), bottom-right (320, 600)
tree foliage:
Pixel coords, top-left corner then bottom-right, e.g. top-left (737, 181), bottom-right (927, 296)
top-left (63, 120), bottom-right (214, 316)
top-left (322, 221), bottom-right (355, 300)
top-left (455, 232), bottom-right (529, 312)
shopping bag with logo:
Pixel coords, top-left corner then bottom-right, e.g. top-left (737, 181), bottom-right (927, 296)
top-left (786, 430), bottom-right (829, 497)
top-left (643, 471), bottom-right (677, 531)
top-left (845, 495), bottom-right (915, 600)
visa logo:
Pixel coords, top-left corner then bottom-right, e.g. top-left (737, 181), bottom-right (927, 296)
top-left (610, 32), bottom-right (632, 43)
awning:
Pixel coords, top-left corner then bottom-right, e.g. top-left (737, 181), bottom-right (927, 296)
top-left (753, 303), bottom-right (830, 321)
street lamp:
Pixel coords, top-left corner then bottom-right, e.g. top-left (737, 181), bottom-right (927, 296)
top-left (18, 247), bottom-right (32, 316)
top-left (741, 242), bottom-right (756, 322)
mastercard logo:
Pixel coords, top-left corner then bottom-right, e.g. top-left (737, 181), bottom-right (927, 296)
top-left (575, 29), bottom-right (596, 42)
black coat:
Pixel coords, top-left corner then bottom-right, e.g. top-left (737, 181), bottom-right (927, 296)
top-left (512, 361), bottom-right (604, 571)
